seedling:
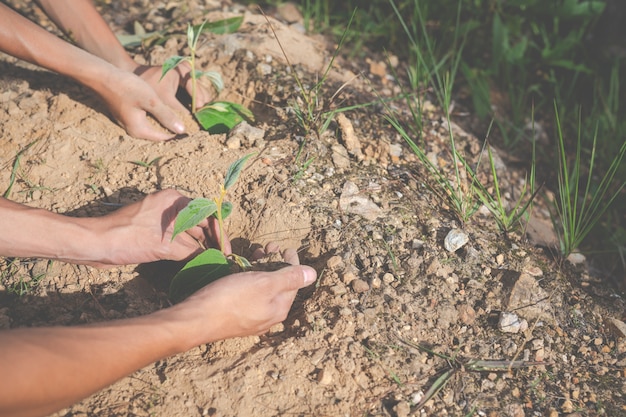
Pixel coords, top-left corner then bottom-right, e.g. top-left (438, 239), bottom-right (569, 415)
top-left (168, 153), bottom-right (255, 302)
top-left (160, 19), bottom-right (253, 134)
top-left (130, 156), bottom-right (162, 168)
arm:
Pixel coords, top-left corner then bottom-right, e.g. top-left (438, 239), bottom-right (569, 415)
top-left (0, 264), bottom-right (317, 417)
top-left (0, 189), bottom-right (229, 266)
top-left (35, 0), bottom-right (213, 112)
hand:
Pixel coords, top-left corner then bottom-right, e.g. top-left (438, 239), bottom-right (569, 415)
top-left (93, 189), bottom-right (230, 266)
top-left (95, 68), bottom-right (188, 141)
top-left (133, 62), bottom-right (213, 114)
top-left (175, 249), bottom-right (317, 347)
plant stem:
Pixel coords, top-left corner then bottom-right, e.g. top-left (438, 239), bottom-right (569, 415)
top-left (214, 185), bottom-right (227, 253)
top-left (190, 47), bottom-right (197, 113)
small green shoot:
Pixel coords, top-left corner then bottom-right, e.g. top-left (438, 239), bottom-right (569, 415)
top-left (130, 156), bottom-right (162, 168)
top-left (470, 116), bottom-right (540, 234)
top-left (160, 18), bottom-right (253, 133)
top-left (169, 153), bottom-right (255, 302)
top-left (550, 104), bottom-right (626, 257)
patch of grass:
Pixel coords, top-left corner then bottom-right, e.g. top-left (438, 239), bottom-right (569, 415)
top-left (550, 103), bottom-right (626, 257)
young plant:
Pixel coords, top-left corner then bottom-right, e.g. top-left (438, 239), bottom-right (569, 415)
top-left (161, 19), bottom-right (253, 134)
top-left (168, 153), bottom-right (255, 302)
top-left (550, 104), bottom-right (626, 257)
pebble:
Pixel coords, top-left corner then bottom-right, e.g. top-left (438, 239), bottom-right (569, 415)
top-left (326, 255), bottom-right (344, 269)
top-left (457, 304), bottom-right (476, 325)
top-left (342, 271), bottom-right (357, 285)
top-left (567, 252), bottom-right (586, 265)
top-left (498, 312), bottom-right (528, 334)
top-left (317, 367), bottom-right (334, 385)
top-left (506, 273), bottom-right (553, 321)
top-left (605, 317), bottom-right (626, 338)
top-left (339, 181), bottom-right (382, 221)
top-left (496, 254), bottom-right (504, 265)
top-left (371, 277), bottom-right (382, 289)
top-left (382, 273), bottom-right (395, 284)
top-left (351, 279), bottom-right (370, 293)
top-left (444, 229), bottom-right (469, 252)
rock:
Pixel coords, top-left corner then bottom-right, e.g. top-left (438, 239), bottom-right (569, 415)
top-left (506, 273), bottom-right (553, 322)
top-left (371, 277), bottom-right (382, 289)
top-left (457, 304), bottom-right (476, 325)
top-left (331, 144), bottom-right (351, 170)
top-left (336, 113), bottom-right (363, 160)
top-left (498, 312), bottom-right (527, 334)
top-left (226, 121), bottom-right (265, 148)
top-left (351, 279), bottom-right (370, 293)
top-left (326, 255), bottom-right (344, 269)
top-left (605, 317), bottom-right (626, 338)
top-left (277, 2), bottom-right (303, 23)
top-left (317, 366), bottom-right (334, 385)
top-left (567, 252), bottom-right (586, 265)
top-left (342, 271), bottom-right (357, 285)
top-left (444, 229), bottom-right (469, 252)
top-left (339, 181), bottom-right (382, 221)
top-left (394, 401), bottom-right (411, 417)
top-left (382, 273), bottom-right (395, 284)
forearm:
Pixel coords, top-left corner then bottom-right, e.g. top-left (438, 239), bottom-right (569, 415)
top-left (34, 0), bottom-right (137, 71)
top-left (0, 308), bottom-right (194, 417)
top-left (0, 198), bottom-right (99, 263)
top-left (0, 3), bottom-right (126, 97)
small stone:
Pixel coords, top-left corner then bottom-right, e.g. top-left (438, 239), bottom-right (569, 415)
top-left (382, 273), bottom-right (395, 284)
top-left (339, 181), bottom-right (382, 221)
top-left (444, 229), bottom-right (469, 252)
top-left (225, 135), bottom-right (241, 149)
top-left (331, 144), bottom-right (351, 170)
top-left (394, 401), bottom-right (410, 417)
top-left (561, 399), bottom-right (574, 413)
top-left (496, 254), bottom-right (505, 265)
top-left (567, 252), bottom-right (586, 265)
top-left (330, 285), bottom-right (347, 296)
top-left (342, 271), bottom-right (357, 285)
top-left (326, 255), bottom-right (344, 269)
top-left (594, 337), bottom-right (603, 346)
top-left (412, 239), bottom-right (424, 250)
top-left (605, 317), bottom-right (626, 338)
top-left (506, 273), bottom-right (553, 322)
top-left (277, 2), bottom-right (303, 23)
top-left (269, 322), bottom-right (284, 334)
top-left (351, 279), bottom-right (370, 293)
top-left (227, 121), bottom-right (265, 148)
top-left (457, 304), bottom-right (476, 325)
top-left (499, 312), bottom-right (523, 334)
top-left (525, 265), bottom-right (543, 277)
top-left (317, 367), bottom-right (333, 385)
top-left (371, 277), bottom-right (382, 289)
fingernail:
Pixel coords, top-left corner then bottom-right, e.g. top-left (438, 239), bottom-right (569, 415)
top-left (173, 122), bottom-right (185, 134)
top-left (303, 267), bottom-right (317, 285)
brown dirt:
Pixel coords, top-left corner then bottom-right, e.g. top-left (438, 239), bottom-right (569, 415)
top-left (1, 2), bottom-right (626, 416)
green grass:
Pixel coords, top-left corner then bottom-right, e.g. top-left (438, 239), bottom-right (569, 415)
top-left (550, 104), bottom-right (626, 257)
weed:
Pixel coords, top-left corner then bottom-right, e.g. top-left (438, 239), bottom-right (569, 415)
top-left (161, 18), bottom-right (253, 133)
top-left (398, 338), bottom-right (548, 411)
top-left (470, 117), bottom-right (540, 234)
top-left (550, 103), bottom-right (626, 257)
top-left (168, 153), bottom-right (255, 302)
top-left (130, 156), bottom-right (162, 168)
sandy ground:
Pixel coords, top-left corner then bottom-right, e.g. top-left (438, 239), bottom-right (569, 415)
top-left (1, 1), bottom-right (625, 416)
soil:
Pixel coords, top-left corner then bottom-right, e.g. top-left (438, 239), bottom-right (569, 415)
top-left (1, 1), bottom-right (626, 416)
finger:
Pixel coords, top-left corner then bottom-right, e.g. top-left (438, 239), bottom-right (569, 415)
top-left (282, 248), bottom-right (300, 266)
top-left (251, 247), bottom-right (266, 260)
top-left (145, 100), bottom-right (186, 136)
top-left (280, 265), bottom-right (317, 291)
top-left (123, 112), bottom-right (174, 142)
top-left (265, 242), bottom-right (280, 254)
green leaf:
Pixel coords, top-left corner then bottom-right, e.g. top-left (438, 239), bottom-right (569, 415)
top-left (203, 71), bottom-right (224, 93)
top-left (172, 198), bottom-right (217, 240)
top-left (220, 201), bottom-right (233, 219)
top-left (224, 153), bottom-right (255, 190)
top-left (169, 249), bottom-right (231, 302)
top-left (194, 101), bottom-right (254, 134)
top-left (161, 56), bottom-right (187, 80)
top-left (192, 16), bottom-right (244, 35)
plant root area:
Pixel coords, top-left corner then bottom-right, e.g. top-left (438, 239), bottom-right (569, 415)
top-left (1, 1), bottom-right (625, 416)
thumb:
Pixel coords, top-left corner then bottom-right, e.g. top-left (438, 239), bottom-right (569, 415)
top-left (282, 265), bottom-right (317, 291)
